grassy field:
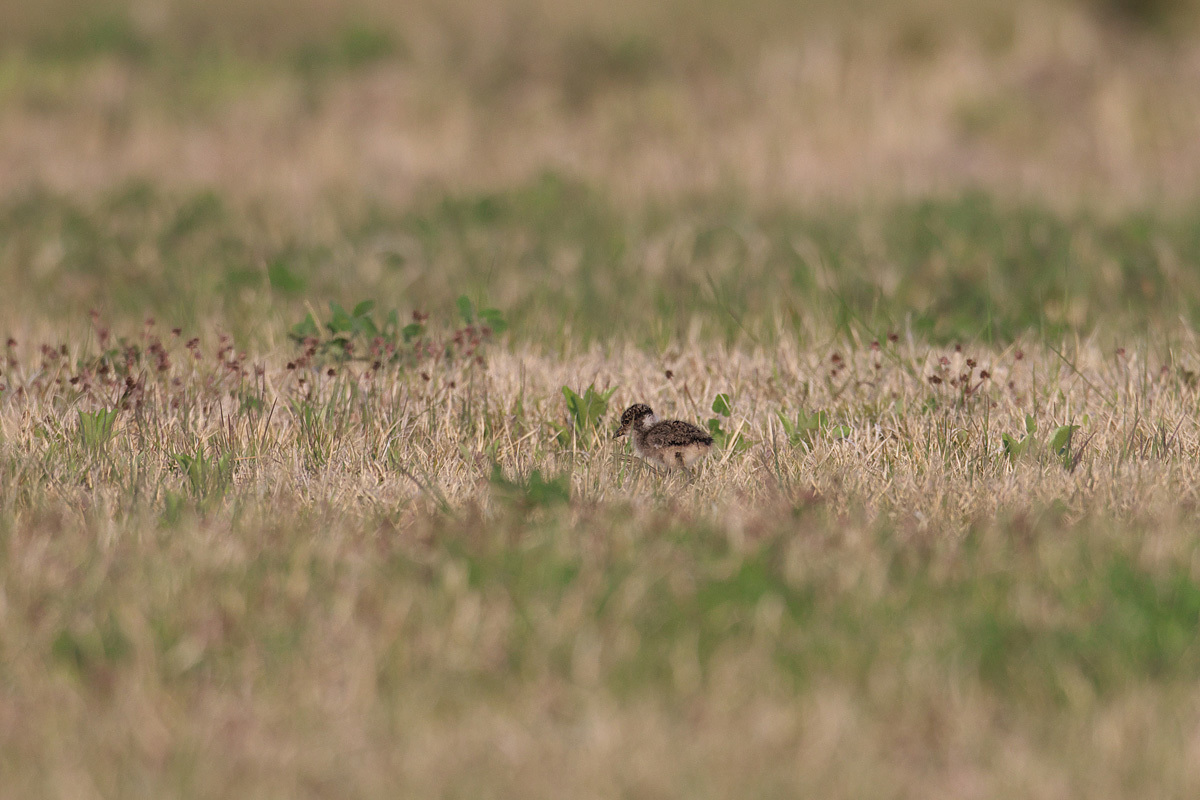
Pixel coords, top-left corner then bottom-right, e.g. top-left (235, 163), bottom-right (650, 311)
top-left (5, 1), bottom-right (1200, 798)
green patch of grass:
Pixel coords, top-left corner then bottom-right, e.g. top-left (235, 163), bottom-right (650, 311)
top-left (77, 407), bottom-right (118, 452)
top-left (172, 446), bottom-right (234, 503)
top-left (292, 22), bottom-right (406, 76)
top-left (28, 11), bottom-right (153, 64)
top-left (397, 505), bottom-right (1200, 705)
top-left (1088, 0), bottom-right (1194, 30)
top-left (353, 183), bottom-right (1200, 343)
top-left (490, 467), bottom-right (572, 510)
top-left (7, 181), bottom-right (1200, 346)
top-left (950, 550), bottom-right (1200, 703)
top-left (51, 613), bottom-right (132, 676)
top-left (555, 384), bottom-right (616, 447)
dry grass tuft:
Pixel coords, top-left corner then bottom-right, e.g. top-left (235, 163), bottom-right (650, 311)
top-left (4, 319), bottom-right (1200, 796)
top-left (1, 0), bottom-right (1200, 209)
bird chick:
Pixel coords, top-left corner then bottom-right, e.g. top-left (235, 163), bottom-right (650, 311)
top-left (612, 403), bottom-right (713, 470)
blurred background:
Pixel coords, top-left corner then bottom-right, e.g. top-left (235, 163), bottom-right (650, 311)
top-left (2, 0), bottom-right (1200, 342)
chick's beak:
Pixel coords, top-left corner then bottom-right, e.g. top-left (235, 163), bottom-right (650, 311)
top-left (612, 424), bottom-right (627, 440)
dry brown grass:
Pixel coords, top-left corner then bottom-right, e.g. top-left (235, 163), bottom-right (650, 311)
top-left (5, 1), bottom-right (1200, 796)
top-left (4, 324), bottom-right (1200, 797)
top-left (1, 1), bottom-right (1200, 212)
top-left (5, 322), bottom-right (1200, 523)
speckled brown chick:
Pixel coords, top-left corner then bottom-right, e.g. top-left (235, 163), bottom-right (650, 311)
top-left (612, 403), bottom-right (714, 470)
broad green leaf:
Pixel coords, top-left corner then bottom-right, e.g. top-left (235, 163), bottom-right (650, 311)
top-left (563, 385), bottom-right (609, 432)
top-left (1002, 433), bottom-right (1030, 460)
top-left (267, 260), bottom-right (306, 293)
top-left (328, 302), bottom-right (353, 333)
top-left (776, 411), bottom-right (796, 437)
top-left (550, 421), bottom-right (572, 446)
top-left (355, 315), bottom-right (380, 338)
top-left (1049, 424), bottom-right (1079, 455)
top-left (712, 393), bottom-right (732, 416)
top-left (456, 295), bottom-right (474, 324)
top-left (575, 385), bottom-right (610, 429)
top-left (562, 386), bottom-right (582, 413)
top-left (480, 307), bottom-right (508, 333)
top-left (288, 313), bottom-right (318, 341)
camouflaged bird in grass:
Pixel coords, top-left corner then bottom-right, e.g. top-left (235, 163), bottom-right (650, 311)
top-left (613, 403), bottom-right (714, 471)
